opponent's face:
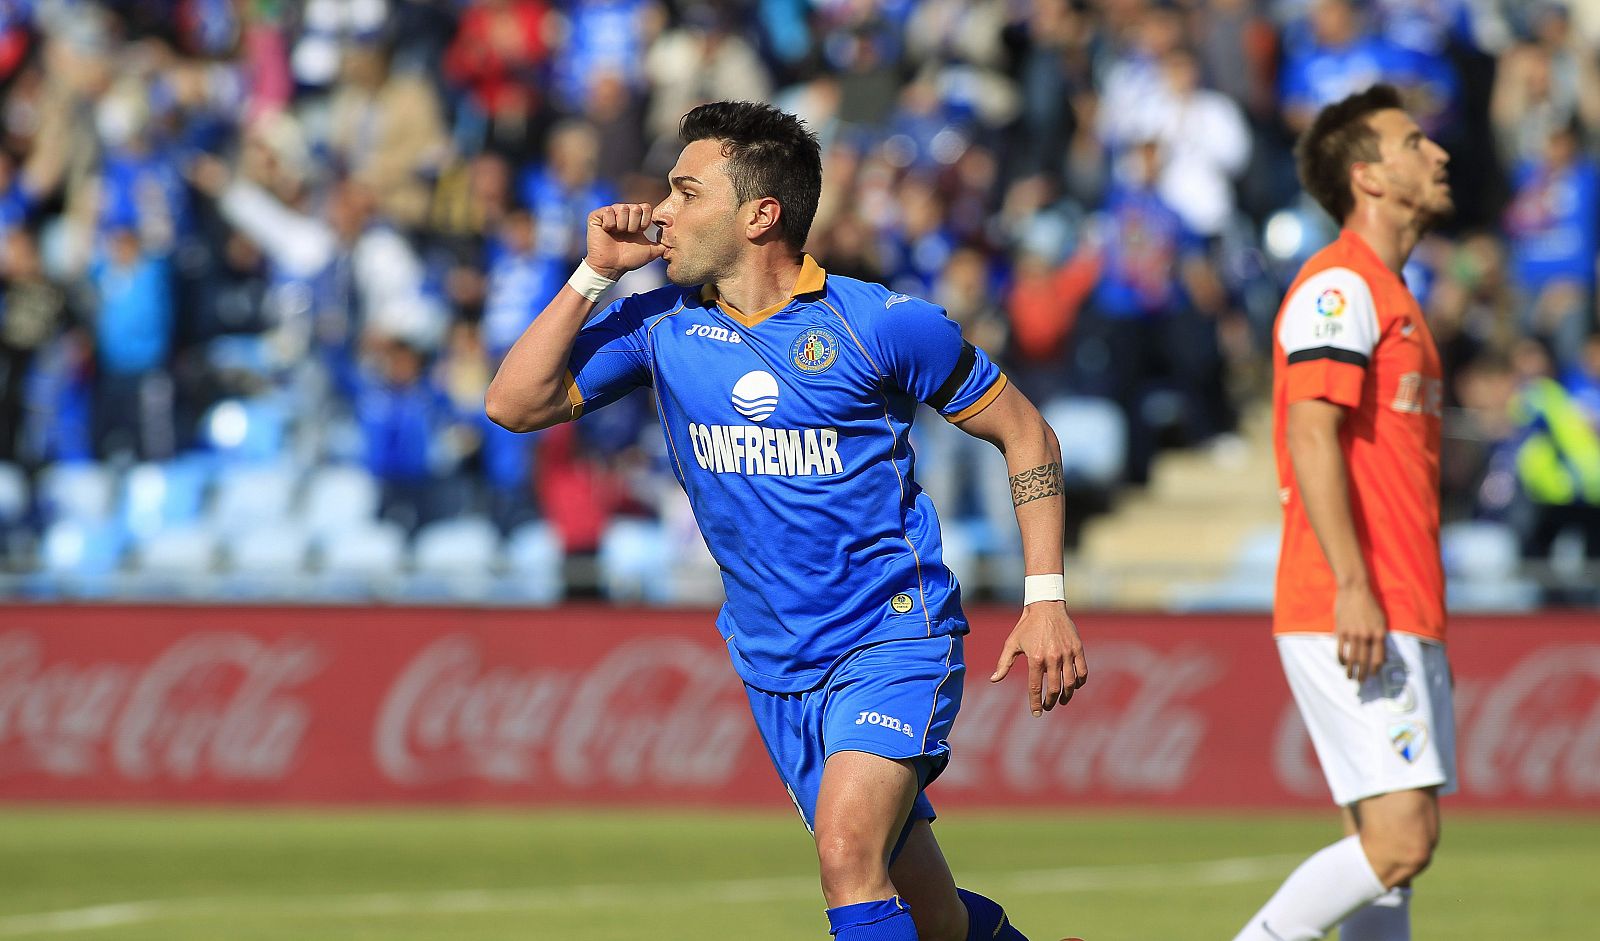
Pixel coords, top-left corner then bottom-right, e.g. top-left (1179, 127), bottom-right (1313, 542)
top-left (653, 138), bottom-right (745, 286)
top-left (1365, 108), bottom-right (1453, 221)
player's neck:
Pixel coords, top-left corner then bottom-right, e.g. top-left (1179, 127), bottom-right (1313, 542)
top-left (1342, 206), bottom-right (1422, 276)
top-left (709, 250), bottom-right (806, 318)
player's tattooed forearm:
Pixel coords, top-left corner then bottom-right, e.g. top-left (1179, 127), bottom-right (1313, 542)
top-left (1010, 462), bottom-right (1065, 506)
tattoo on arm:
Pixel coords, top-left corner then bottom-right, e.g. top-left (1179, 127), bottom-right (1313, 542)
top-left (1010, 462), bottom-right (1065, 507)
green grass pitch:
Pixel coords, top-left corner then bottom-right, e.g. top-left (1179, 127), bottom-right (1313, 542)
top-left (0, 808), bottom-right (1595, 940)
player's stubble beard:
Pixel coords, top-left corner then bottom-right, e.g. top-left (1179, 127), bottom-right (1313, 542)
top-left (664, 217), bottom-right (742, 289)
top-left (1386, 167), bottom-right (1454, 237)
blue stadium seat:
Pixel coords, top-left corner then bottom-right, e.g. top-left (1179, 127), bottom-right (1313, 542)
top-left (223, 523), bottom-right (313, 598)
top-left (408, 515), bottom-right (500, 601)
top-left (0, 461), bottom-right (28, 570)
top-left (0, 462), bottom-right (26, 525)
top-left (120, 460), bottom-right (211, 539)
top-left (500, 521), bottom-right (564, 605)
top-left (130, 526), bottom-right (221, 597)
top-left (598, 519), bottom-right (671, 602)
top-left (38, 518), bottom-right (127, 597)
top-left (208, 463), bottom-right (300, 536)
top-left (38, 461), bottom-right (116, 522)
top-left (316, 521), bottom-right (407, 599)
top-left (299, 464), bottom-right (381, 539)
top-left (1442, 521), bottom-right (1540, 612)
top-left (1441, 520), bottom-right (1520, 580)
top-left (1040, 397), bottom-right (1127, 488)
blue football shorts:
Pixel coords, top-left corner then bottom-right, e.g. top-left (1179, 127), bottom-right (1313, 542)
top-left (742, 634), bottom-right (965, 853)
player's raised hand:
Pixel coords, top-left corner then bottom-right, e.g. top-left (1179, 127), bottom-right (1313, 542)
top-left (585, 203), bottom-right (664, 280)
top-left (990, 602), bottom-right (1087, 717)
top-left (1334, 584), bottom-right (1387, 682)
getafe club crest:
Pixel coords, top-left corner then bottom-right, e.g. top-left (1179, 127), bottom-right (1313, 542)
top-left (790, 327), bottom-right (840, 374)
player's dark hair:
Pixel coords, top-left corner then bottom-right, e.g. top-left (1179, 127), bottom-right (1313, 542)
top-left (1296, 83), bottom-right (1405, 223)
top-left (679, 101), bottom-right (822, 251)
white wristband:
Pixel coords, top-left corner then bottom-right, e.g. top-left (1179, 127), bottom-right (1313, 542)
top-left (568, 260), bottom-right (617, 303)
top-left (1023, 574), bottom-right (1066, 606)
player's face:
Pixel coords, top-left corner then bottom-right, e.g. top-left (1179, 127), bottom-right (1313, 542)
top-left (653, 138), bottom-right (745, 286)
top-left (1368, 109), bottom-right (1453, 221)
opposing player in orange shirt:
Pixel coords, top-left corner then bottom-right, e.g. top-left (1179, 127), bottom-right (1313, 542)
top-left (1233, 84), bottom-right (1456, 941)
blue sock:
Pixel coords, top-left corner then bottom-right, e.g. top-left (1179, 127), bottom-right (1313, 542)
top-left (826, 897), bottom-right (920, 940)
top-left (958, 888), bottom-right (1029, 941)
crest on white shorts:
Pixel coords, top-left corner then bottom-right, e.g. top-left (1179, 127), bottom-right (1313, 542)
top-left (1389, 721), bottom-right (1428, 763)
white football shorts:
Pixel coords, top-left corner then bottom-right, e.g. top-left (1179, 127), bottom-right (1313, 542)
top-left (1277, 632), bottom-right (1458, 807)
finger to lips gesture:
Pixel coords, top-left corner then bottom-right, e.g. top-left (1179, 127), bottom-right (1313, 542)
top-left (586, 203), bottom-right (663, 279)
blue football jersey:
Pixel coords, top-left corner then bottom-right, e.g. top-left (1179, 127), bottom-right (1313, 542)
top-left (565, 255), bottom-right (1006, 692)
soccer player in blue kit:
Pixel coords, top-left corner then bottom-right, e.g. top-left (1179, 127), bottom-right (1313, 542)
top-left (487, 101), bottom-right (1088, 941)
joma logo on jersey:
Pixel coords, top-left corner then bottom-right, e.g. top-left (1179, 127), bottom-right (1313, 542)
top-left (685, 323), bottom-right (743, 343)
top-left (686, 423), bottom-right (844, 476)
top-left (855, 710), bottom-right (917, 738)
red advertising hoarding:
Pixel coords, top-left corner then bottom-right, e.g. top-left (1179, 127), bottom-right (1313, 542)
top-left (1, 606), bottom-right (1596, 809)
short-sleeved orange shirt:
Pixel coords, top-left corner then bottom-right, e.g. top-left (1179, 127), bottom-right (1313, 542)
top-left (1272, 230), bottom-right (1445, 641)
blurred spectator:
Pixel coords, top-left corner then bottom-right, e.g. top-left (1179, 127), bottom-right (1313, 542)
top-left (201, 159), bottom-right (446, 364)
top-left (548, 0), bottom-right (653, 116)
top-left (444, 0), bottom-right (552, 159)
top-left (1427, 231), bottom-right (1518, 397)
top-left (0, 2), bottom-right (30, 85)
top-left (1141, 46), bottom-right (1252, 237)
top-left (0, 228), bottom-right (65, 461)
top-left (1005, 197), bottom-right (1098, 401)
top-left (645, 5), bottom-right (771, 149)
top-left (517, 119), bottom-right (616, 262)
top-left (1507, 338), bottom-right (1600, 569)
top-left (878, 173), bottom-right (955, 297)
top-left (585, 71), bottom-right (647, 185)
top-left (912, 246), bottom-right (1016, 558)
top-left (22, 328), bottom-right (95, 465)
top-left (291, 0), bottom-right (390, 91)
top-left (1010, 0), bottom-right (1093, 184)
top-left (1098, 2), bottom-right (1185, 152)
top-left (1073, 139), bottom-right (1224, 484)
top-left (1502, 121), bottom-right (1598, 357)
top-left (1565, 333), bottom-right (1600, 426)
top-left (1490, 18), bottom-right (1600, 168)
top-left (356, 337), bottom-right (455, 532)
top-left (326, 38), bottom-right (449, 229)
top-left (89, 226), bottom-right (175, 459)
top-left (480, 204), bottom-right (563, 358)
top-left (1280, 0), bottom-right (1457, 135)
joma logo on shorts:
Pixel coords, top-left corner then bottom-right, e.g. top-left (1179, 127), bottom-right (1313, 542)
top-left (855, 711), bottom-right (917, 738)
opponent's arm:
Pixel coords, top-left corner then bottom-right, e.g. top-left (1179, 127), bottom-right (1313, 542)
top-left (485, 203), bottom-right (661, 432)
top-left (955, 383), bottom-right (1087, 716)
top-left (1286, 397), bottom-right (1386, 682)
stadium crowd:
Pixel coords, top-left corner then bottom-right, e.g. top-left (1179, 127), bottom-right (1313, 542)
top-left (0, 0), bottom-right (1598, 603)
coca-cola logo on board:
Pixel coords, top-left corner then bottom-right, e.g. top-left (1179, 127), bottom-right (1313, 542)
top-left (942, 642), bottom-right (1219, 794)
top-left (1461, 646), bottom-right (1600, 797)
top-left (374, 635), bottom-right (751, 788)
top-left (0, 632), bottom-right (322, 782)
